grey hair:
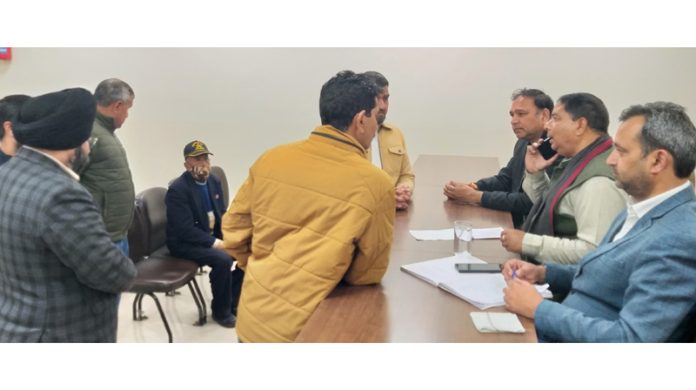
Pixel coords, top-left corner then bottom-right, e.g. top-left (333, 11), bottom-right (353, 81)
top-left (94, 78), bottom-right (134, 106)
top-left (619, 101), bottom-right (696, 178)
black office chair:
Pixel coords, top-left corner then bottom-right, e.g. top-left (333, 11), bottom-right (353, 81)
top-left (210, 165), bottom-right (230, 207)
top-left (127, 187), bottom-right (207, 343)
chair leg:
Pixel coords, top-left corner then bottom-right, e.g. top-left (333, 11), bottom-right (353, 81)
top-left (145, 292), bottom-right (173, 343)
top-left (189, 278), bottom-right (207, 326)
top-left (197, 266), bottom-right (207, 275)
top-left (133, 293), bottom-right (148, 321)
top-left (132, 293), bottom-right (139, 320)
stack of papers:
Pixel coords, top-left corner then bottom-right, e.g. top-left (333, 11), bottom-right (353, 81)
top-left (401, 255), bottom-right (552, 310)
top-left (409, 227), bottom-right (503, 241)
top-left (470, 312), bottom-right (525, 333)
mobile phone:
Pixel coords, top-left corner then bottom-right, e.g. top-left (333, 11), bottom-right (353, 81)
top-left (537, 137), bottom-right (557, 160)
top-left (455, 263), bottom-right (502, 273)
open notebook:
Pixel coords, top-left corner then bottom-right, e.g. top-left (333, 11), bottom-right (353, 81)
top-left (401, 254), bottom-right (552, 310)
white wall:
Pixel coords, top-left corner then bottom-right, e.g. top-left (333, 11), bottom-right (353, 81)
top-left (2, 48), bottom-right (696, 195)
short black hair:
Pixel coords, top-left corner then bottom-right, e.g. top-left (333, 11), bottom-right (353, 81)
top-left (362, 71), bottom-right (389, 92)
top-left (511, 88), bottom-right (554, 113)
top-left (620, 102), bottom-right (696, 178)
top-left (0, 94), bottom-right (31, 139)
top-left (557, 92), bottom-right (610, 133)
top-left (319, 71), bottom-right (378, 131)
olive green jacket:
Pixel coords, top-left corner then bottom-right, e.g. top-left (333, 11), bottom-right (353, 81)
top-left (80, 112), bottom-right (135, 242)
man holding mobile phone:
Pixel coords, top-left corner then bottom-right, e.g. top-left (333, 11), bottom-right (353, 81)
top-left (500, 93), bottom-right (626, 264)
top-left (444, 88), bottom-right (554, 228)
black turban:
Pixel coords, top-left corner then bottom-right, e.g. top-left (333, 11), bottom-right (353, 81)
top-left (12, 88), bottom-right (96, 150)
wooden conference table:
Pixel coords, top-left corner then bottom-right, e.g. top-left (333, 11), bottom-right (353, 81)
top-left (295, 154), bottom-right (538, 342)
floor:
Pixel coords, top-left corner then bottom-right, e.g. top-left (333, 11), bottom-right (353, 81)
top-left (116, 267), bottom-right (238, 343)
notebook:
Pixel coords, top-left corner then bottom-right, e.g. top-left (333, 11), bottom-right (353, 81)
top-left (400, 254), bottom-right (552, 310)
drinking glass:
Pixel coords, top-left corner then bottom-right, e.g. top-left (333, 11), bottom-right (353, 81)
top-left (453, 220), bottom-right (473, 257)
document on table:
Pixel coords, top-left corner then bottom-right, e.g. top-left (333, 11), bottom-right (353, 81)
top-left (409, 228), bottom-right (453, 241)
top-left (401, 255), bottom-right (552, 309)
top-left (472, 227), bottom-right (503, 239)
top-left (409, 227), bottom-right (503, 241)
top-left (470, 312), bottom-right (525, 333)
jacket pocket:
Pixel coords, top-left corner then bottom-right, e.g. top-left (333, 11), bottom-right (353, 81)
top-left (388, 146), bottom-right (405, 155)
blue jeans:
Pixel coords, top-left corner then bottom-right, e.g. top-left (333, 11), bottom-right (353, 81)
top-left (114, 239), bottom-right (129, 257)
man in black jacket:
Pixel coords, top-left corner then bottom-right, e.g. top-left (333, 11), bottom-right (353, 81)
top-left (443, 89), bottom-right (553, 227)
top-left (165, 140), bottom-right (242, 328)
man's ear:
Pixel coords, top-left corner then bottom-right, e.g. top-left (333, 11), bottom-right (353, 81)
top-left (2, 121), bottom-right (13, 137)
top-left (650, 149), bottom-right (672, 175)
top-left (111, 100), bottom-right (124, 114)
top-left (575, 117), bottom-right (588, 135)
top-left (355, 110), bottom-right (367, 131)
top-left (541, 108), bottom-right (551, 123)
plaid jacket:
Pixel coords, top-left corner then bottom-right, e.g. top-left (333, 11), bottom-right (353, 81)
top-left (0, 148), bottom-right (137, 342)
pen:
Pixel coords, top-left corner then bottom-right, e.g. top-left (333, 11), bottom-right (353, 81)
top-left (511, 269), bottom-right (517, 280)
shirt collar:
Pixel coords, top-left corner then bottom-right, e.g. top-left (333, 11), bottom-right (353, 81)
top-left (310, 125), bottom-right (366, 156)
top-left (23, 146), bottom-right (80, 181)
top-left (626, 181), bottom-right (691, 220)
top-left (379, 123), bottom-right (394, 132)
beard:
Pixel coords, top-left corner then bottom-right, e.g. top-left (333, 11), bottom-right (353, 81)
top-left (70, 146), bottom-right (91, 175)
top-left (615, 169), bottom-right (652, 200)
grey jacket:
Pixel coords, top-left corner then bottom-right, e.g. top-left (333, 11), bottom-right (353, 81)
top-left (80, 112), bottom-right (135, 241)
top-left (0, 148), bottom-right (137, 342)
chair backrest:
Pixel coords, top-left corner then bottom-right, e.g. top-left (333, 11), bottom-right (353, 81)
top-left (210, 165), bottom-right (229, 207)
top-left (127, 187), bottom-right (169, 261)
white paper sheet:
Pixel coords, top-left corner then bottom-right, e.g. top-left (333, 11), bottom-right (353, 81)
top-left (472, 227), bottom-right (503, 239)
top-left (409, 227), bottom-right (503, 241)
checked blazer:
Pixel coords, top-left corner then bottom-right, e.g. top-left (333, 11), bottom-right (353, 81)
top-left (0, 148), bottom-right (137, 342)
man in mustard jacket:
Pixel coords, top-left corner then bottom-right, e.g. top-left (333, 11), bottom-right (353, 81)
top-left (363, 71), bottom-right (415, 210)
top-left (222, 71), bottom-right (395, 342)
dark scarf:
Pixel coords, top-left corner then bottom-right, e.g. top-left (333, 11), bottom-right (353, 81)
top-left (522, 134), bottom-right (613, 236)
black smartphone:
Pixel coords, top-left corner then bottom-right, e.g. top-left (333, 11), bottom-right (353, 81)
top-left (537, 137), bottom-right (557, 160)
top-left (455, 263), bottom-right (502, 273)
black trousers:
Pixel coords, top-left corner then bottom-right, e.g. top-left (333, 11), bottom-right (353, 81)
top-left (170, 245), bottom-right (244, 318)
